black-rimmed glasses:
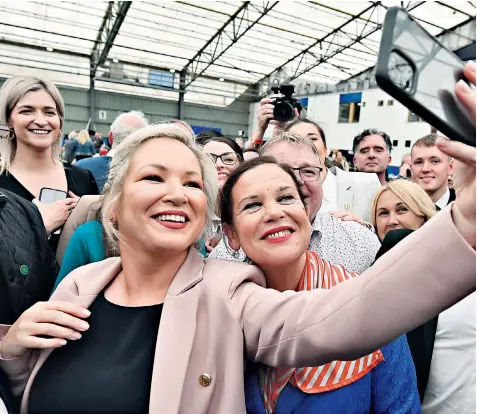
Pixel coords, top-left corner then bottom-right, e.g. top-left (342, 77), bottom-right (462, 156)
top-left (290, 166), bottom-right (323, 182)
top-left (207, 152), bottom-right (239, 166)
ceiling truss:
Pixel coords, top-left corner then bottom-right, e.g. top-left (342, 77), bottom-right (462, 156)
top-left (182, 0), bottom-right (278, 88)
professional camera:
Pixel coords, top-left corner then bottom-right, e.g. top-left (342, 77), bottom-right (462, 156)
top-left (271, 84), bottom-right (302, 123)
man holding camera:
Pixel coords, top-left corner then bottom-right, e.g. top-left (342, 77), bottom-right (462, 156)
top-left (247, 96), bottom-right (300, 148)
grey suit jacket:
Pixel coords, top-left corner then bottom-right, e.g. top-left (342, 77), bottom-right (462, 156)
top-left (332, 167), bottom-right (382, 222)
top-left (0, 207), bottom-right (475, 414)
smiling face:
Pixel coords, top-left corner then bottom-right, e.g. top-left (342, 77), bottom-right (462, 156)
top-left (224, 164), bottom-right (311, 269)
top-left (203, 140), bottom-right (239, 189)
top-left (8, 90), bottom-right (61, 151)
top-left (411, 145), bottom-right (453, 201)
top-left (264, 141), bottom-right (322, 221)
top-left (353, 134), bottom-right (391, 174)
top-left (375, 190), bottom-right (425, 241)
top-left (116, 138), bottom-right (207, 254)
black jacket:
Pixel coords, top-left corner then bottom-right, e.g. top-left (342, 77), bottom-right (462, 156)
top-left (0, 189), bottom-right (59, 325)
top-left (375, 229), bottom-right (437, 402)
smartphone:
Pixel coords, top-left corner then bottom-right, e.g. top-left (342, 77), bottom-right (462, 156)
top-left (376, 7), bottom-right (475, 146)
top-left (39, 187), bottom-right (67, 203)
top-left (39, 188), bottom-right (68, 235)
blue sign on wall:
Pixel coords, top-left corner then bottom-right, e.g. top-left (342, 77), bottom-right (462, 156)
top-left (339, 92), bottom-right (362, 104)
top-left (299, 97), bottom-right (309, 110)
top-left (191, 126), bottom-right (222, 135)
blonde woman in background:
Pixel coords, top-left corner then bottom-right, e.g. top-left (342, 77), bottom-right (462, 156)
top-left (73, 129), bottom-right (95, 162)
top-left (371, 179), bottom-right (436, 242)
top-left (0, 76), bottom-right (98, 240)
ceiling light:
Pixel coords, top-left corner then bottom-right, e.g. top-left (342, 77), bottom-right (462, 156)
top-left (46, 47), bottom-right (53, 52)
top-left (170, 69), bottom-right (176, 73)
top-left (219, 77), bottom-right (224, 82)
top-left (113, 58), bottom-right (119, 63)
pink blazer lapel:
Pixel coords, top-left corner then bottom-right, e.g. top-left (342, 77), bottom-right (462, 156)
top-left (149, 249), bottom-right (205, 413)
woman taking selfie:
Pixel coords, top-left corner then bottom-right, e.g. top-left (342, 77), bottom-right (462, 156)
top-left (0, 76), bottom-right (99, 239)
top-left (220, 157), bottom-right (420, 413)
top-left (0, 110), bottom-right (474, 413)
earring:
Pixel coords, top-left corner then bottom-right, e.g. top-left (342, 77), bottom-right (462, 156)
top-left (6, 128), bottom-right (15, 140)
top-left (224, 236), bottom-right (240, 259)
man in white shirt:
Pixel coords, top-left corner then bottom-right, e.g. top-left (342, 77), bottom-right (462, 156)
top-left (411, 134), bottom-right (455, 210)
top-left (210, 133), bottom-right (381, 273)
top-left (411, 133), bottom-right (473, 412)
top-left (421, 293), bottom-right (476, 414)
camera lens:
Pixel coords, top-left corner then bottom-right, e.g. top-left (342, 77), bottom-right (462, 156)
top-left (273, 102), bottom-right (294, 122)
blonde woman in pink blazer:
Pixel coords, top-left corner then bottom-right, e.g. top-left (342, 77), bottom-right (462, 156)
top-left (0, 69), bottom-right (475, 414)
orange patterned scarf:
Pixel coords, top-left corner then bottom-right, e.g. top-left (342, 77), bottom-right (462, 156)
top-left (260, 250), bottom-right (384, 413)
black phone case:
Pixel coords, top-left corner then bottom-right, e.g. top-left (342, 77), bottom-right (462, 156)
top-left (376, 7), bottom-right (475, 147)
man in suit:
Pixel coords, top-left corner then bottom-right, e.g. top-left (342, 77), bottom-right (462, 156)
top-left (411, 134), bottom-right (455, 210)
top-left (76, 111), bottom-right (148, 193)
top-left (353, 129), bottom-right (393, 186)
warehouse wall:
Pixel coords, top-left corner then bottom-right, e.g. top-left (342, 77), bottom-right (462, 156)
top-left (0, 78), bottom-right (250, 137)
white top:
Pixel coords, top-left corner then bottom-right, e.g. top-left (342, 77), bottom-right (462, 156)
top-left (422, 293), bottom-right (476, 414)
top-left (209, 212), bottom-right (381, 274)
top-left (320, 169), bottom-right (338, 213)
top-left (435, 187), bottom-right (450, 210)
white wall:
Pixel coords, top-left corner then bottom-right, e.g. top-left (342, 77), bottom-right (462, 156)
top-left (249, 88), bottom-right (432, 167)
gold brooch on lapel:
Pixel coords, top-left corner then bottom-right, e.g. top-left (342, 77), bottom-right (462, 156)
top-left (344, 203), bottom-right (351, 211)
top-left (199, 373), bottom-right (212, 387)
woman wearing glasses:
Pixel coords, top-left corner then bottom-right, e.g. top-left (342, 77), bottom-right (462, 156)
top-left (202, 136), bottom-right (244, 250)
top-left (202, 136), bottom-right (244, 191)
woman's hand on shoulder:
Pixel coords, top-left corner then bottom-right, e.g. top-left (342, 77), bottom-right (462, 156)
top-left (0, 301), bottom-right (90, 360)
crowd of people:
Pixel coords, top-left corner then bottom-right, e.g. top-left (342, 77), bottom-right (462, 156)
top-left (0, 61), bottom-right (474, 414)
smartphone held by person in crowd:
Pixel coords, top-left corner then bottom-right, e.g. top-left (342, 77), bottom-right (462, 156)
top-left (39, 188), bottom-right (68, 235)
top-left (376, 7), bottom-right (476, 146)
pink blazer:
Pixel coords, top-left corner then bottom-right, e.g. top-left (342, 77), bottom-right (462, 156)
top-left (1, 207), bottom-right (475, 413)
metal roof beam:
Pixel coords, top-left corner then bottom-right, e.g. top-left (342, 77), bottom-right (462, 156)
top-left (0, 39), bottom-right (89, 59)
top-left (336, 15), bottom-right (476, 91)
top-left (182, 1), bottom-right (278, 88)
top-left (91, 1), bottom-right (131, 76)
top-left (255, 2), bottom-right (382, 95)
top-left (435, 1), bottom-right (473, 18)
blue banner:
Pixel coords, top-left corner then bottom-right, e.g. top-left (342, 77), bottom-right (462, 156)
top-left (339, 92), bottom-right (362, 104)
